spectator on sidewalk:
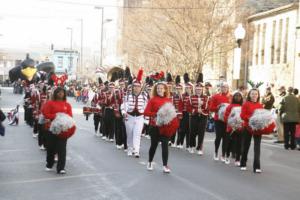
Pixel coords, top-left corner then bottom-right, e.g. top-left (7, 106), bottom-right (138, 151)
top-left (274, 86), bottom-right (286, 144)
top-left (279, 87), bottom-right (300, 150)
top-left (262, 87), bottom-right (275, 110)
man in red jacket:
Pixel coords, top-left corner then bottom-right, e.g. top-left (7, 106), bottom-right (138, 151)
top-left (209, 82), bottom-right (232, 161)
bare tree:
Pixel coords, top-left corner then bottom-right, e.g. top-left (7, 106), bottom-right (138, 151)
top-left (123, 0), bottom-right (250, 80)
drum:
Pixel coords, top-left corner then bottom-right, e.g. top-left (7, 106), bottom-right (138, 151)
top-left (91, 107), bottom-right (102, 116)
top-left (83, 106), bottom-right (92, 115)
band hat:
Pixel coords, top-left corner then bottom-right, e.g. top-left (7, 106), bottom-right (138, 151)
top-left (132, 68), bottom-right (143, 86)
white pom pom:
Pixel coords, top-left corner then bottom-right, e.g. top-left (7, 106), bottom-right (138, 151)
top-left (50, 113), bottom-right (75, 135)
top-left (249, 109), bottom-right (275, 131)
top-left (218, 103), bottom-right (229, 122)
top-left (156, 102), bottom-right (177, 126)
top-left (227, 107), bottom-right (243, 131)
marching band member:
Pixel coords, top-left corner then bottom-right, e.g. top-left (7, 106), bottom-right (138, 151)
top-left (30, 84), bottom-right (40, 138)
top-left (144, 81), bottom-right (179, 173)
top-left (189, 73), bottom-right (210, 155)
top-left (91, 78), bottom-right (105, 136)
top-left (172, 75), bottom-right (183, 147)
top-left (37, 84), bottom-right (48, 150)
top-left (143, 77), bottom-right (154, 139)
top-left (177, 73), bottom-right (192, 149)
top-left (121, 69), bottom-right (148, 157)
top-left (209, 82), bottom-right (232, 161)
top-left (115, 78), bottom-right (127, 150)
top-left (102, 82), bottom-right (117, 142)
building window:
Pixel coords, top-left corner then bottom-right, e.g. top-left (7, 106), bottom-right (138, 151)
top-left (255, 24), bottom-right (260, 65)
top-left (57, 56), bottom-right (63, 68)
top-left (277, 19), bottom-right (283, 64)
top-left (261, 23), bottom-right (266, 65)
top-left (283, 18), bottom-right (289, 63)
top-left (271, 20), bottom-right (276, 64)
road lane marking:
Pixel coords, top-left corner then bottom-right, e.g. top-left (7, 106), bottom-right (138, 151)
top-left (0, 172), bottom-right (116, 185)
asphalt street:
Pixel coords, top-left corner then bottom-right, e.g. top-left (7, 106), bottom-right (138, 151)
top-left (0, 87), bottom-right (299, 200)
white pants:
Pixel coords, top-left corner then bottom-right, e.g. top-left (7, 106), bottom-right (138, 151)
top-left (125, 115), bottom-right (144, 154)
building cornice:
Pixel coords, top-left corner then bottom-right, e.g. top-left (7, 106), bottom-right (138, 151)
top-left (248, 3), bottom-right (299, 22)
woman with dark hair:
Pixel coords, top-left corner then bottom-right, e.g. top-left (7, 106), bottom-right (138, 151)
top-left (240, 89), bottom-right (263, 173)
top-left (42, 87), bottom-right (73, 174)
top-left (144, 82), bottom-right (178, 173)
top-left (223, 92), bottom-right (244, 166)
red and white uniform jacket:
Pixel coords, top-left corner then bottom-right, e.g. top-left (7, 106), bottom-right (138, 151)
top-left (190, 94), bottom-right (210, 116)
top-left (180, 93), bottom-right (192, 113)
top-left (172, 93), bottom-right (183, 118)
top-left (121, 91), bottom-right (148, 116)
top-left (31, 89), bottom-right (40, 119)
top-left (103, 91), bottom-right (117, 109)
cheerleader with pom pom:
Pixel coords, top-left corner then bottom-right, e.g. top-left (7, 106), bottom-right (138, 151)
top-left (240, 88), bottom-right (274, 173)
top-left (223, 92), bottom-right (243, 166)
top-left (41, 87), bottom-right (75, 174)
top-left (209, 82), bottom-right (232, 161)
top-left (144, 82), bottom-right (179, 173)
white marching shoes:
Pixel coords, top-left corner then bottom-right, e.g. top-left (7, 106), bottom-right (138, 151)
top-left (197, 150), bottom-right (203, 155)
top-left (147, 162), bottom-right (153, 171)
top-left (163, 166), bottom-right (171, 173)
top-left (240, 167), bottom-right (247, 171)
top-left (213, 153), bottom-right (219, 161)
top-left (225, 158), bottom-right (230, 165)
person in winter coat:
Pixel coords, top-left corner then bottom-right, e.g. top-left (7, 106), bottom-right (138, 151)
top-left (144, 82), bottom-right (177, 173)
top-left (261, 87), bottom-right (275, 110)
top-left (223, 91), bottom-right (243, 166)
top-left (41, 87), bottom-right (73, 174)
top-left (279, 87), bottom-right (300, 150)
top-left (240, 89), bottom-right (263, 173)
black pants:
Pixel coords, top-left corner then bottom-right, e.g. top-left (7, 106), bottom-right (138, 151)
top-left (170, 131), bottom-right (176, 144)
top-left (33, 119), bottom-right (38, 134)
top-left (177, 112), bottom-right (190, 147)
top-left (115, 117), bottom-right (127, 148)
top-left (190, 114), bottom-right (208, 150)
top-left (46, 132), bottom-right (67, 172)
top-left (214, 120), bottom-right (226, 156)
top-left (93, 114), bottom-right (101, 132)
top-left (240, 130), bottom-right (261, 171)
top-left (103, 108), bottom-right (115, 139)
top-left (38, 124), bottom-right (47, 147)
top-left (224, 131), bottom-right (242, 161)
top-left (283, 122), bottom-right (297, 149)
top-left (148, 126), bottom-right (170, 166)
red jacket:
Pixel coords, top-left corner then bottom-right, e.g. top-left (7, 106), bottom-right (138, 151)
top-left (209, 92), bottom-right (232, 120)
top-left (144, 96), bottom-right (172, 126)
top-left (41, 100), bottom-right (74, 139)
top-left (224, 104), bottom-right (241, 132)
top-left (240, 101), bottom-right (263, 129)
top-left (41, 100), bottom-right (73, 120)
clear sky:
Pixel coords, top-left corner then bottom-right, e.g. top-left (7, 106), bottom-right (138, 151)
top-left (0, 0), bottom-right (120, 56)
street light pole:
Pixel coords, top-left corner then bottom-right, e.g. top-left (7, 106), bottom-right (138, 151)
top-left (233, 23), bottom-right (246, 89)
top-left (94, 6), bottom-right (113, 69)
top-left (67, 27), bottom-right (73, 74)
